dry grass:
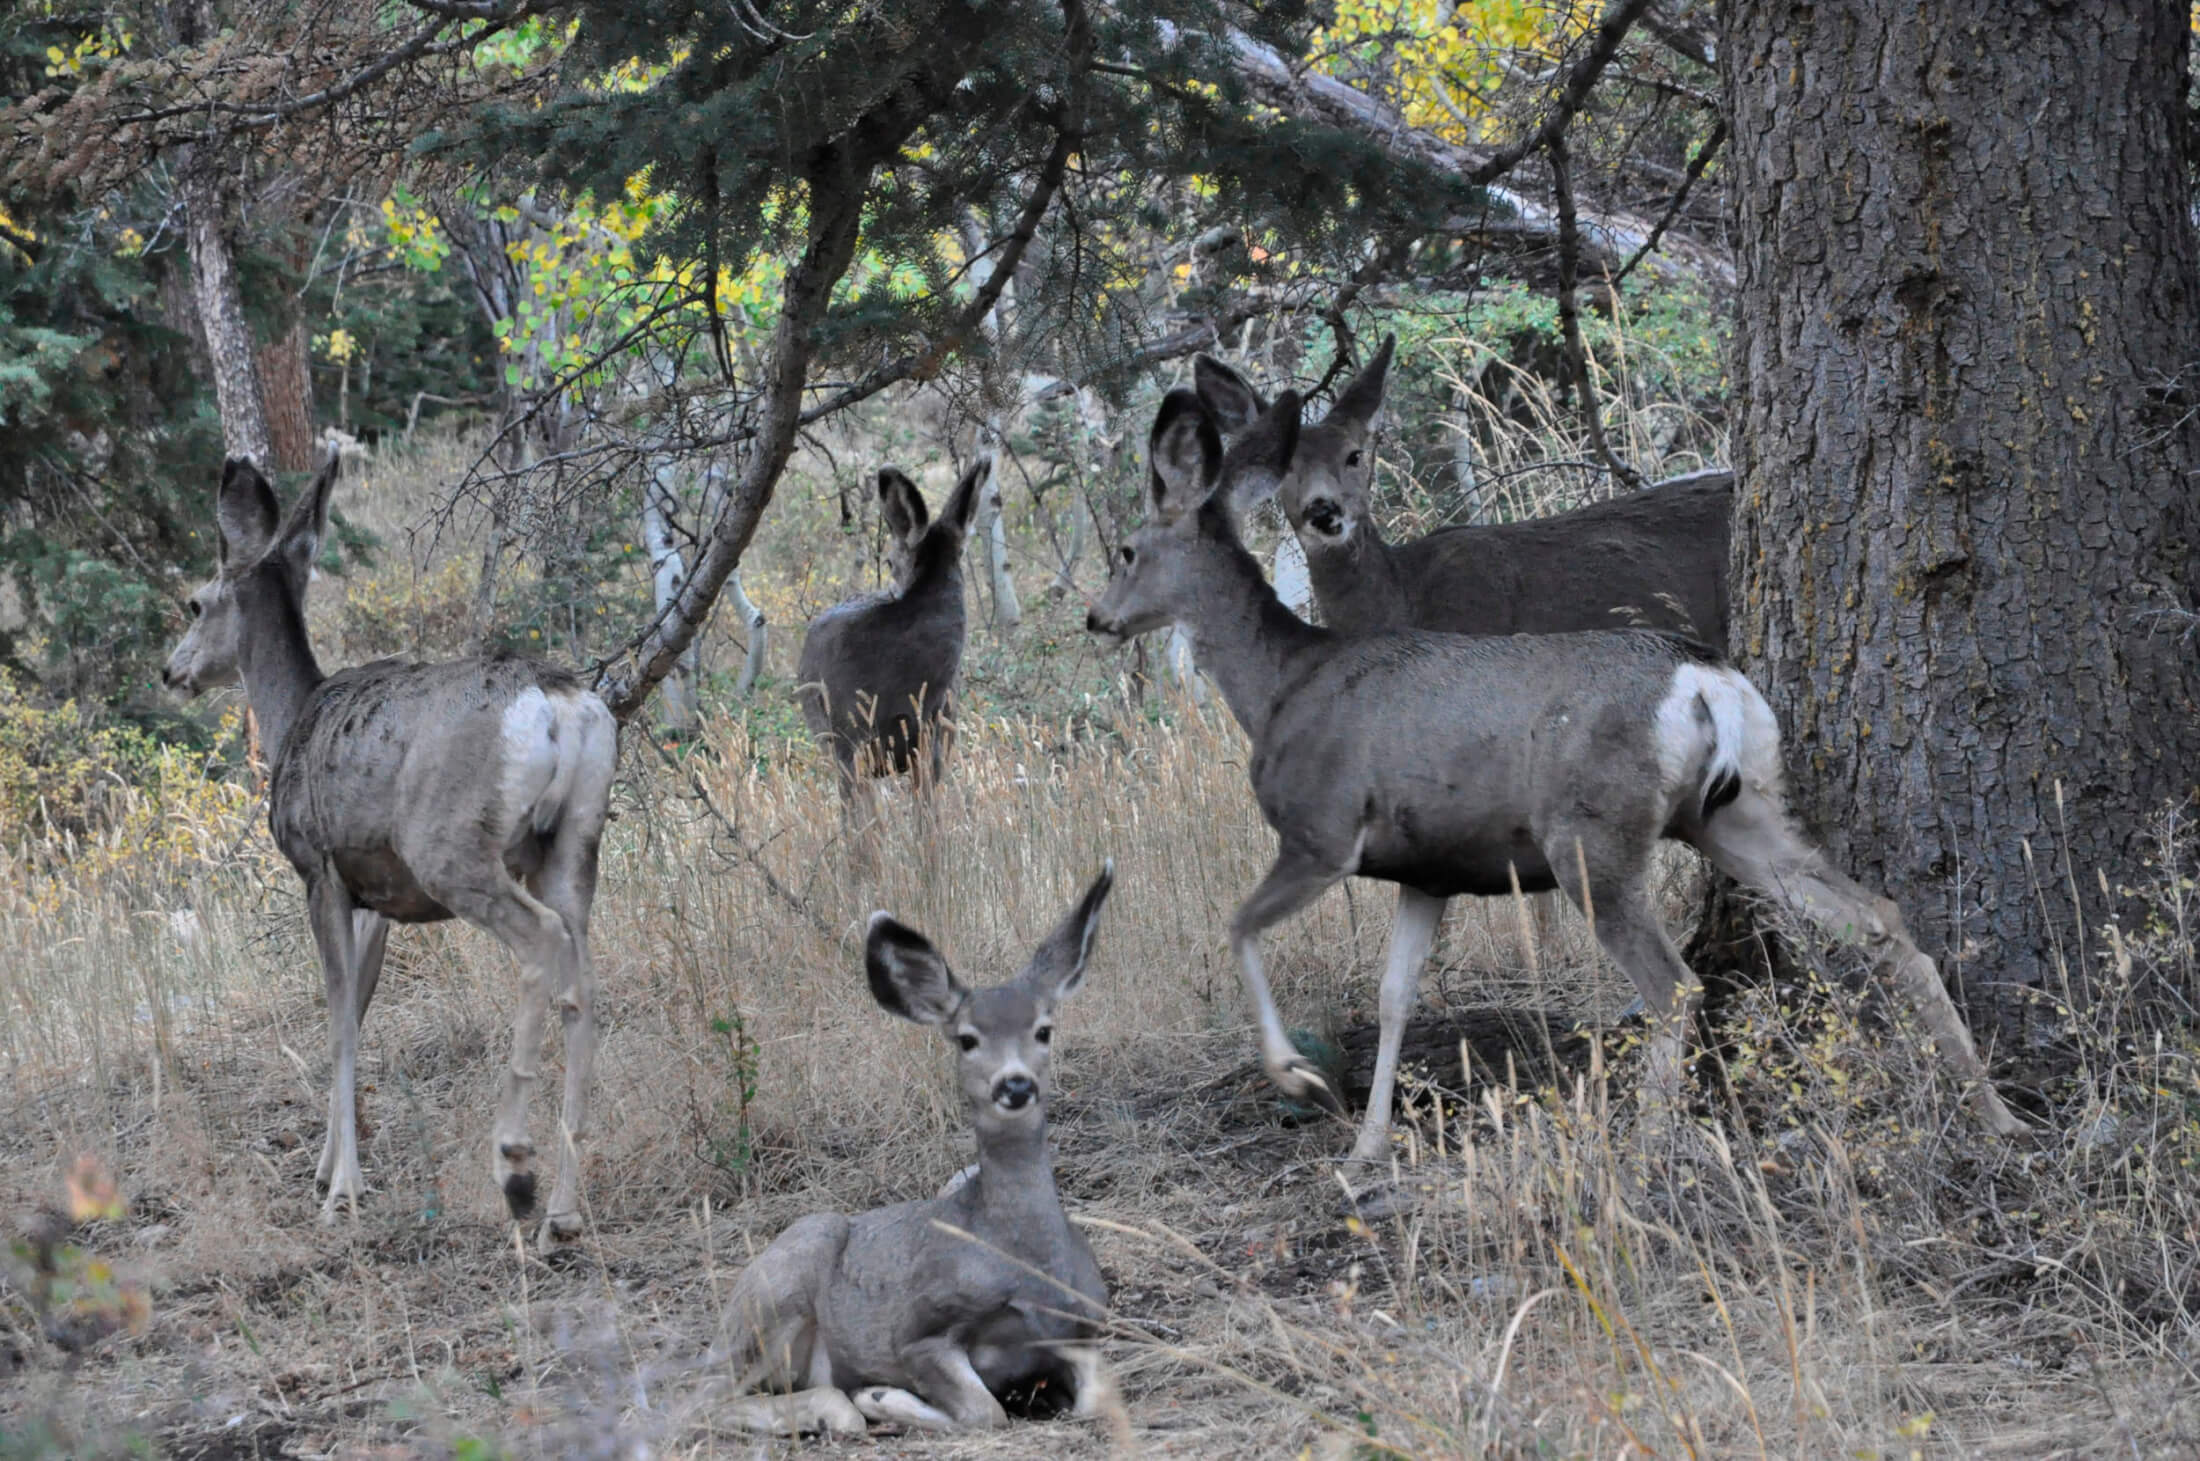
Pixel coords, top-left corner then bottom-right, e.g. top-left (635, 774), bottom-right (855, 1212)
top-left (6, 423), bottom-right (2200, 1460)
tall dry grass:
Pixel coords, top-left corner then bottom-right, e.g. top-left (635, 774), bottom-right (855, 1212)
top-left (5, 381), bottom-right (2199, 1459)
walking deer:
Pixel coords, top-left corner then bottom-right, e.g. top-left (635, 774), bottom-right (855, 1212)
top-left (1193, 338), bottom-right (1734, 646)
top-left (716, 865), bottom-right (1117, 1435)
top-left (797, 460), bottom-right (987, 829)
top-left (1085, 389), bottom-right (2026, 1164)
top-left (164, 448), bottom-right (618, 1240)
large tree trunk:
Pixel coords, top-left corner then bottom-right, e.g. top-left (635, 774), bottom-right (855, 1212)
top-left (183, 171), bottom-right (272, 466)
top-left (1720, 1), bottom-right (2200, 1053)
top-left (257, 315), bottom-right (316, 473)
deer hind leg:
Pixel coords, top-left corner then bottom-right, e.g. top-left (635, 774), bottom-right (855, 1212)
top-left (306, 873), bottom-right (367, 1222)
top-left (317, 909), bottom-right (391, 1191)
top-left (430, 871), bottom-right (577, 1222)
top-left (1543, 822), bottom-right (1700, 1119)
top-left (528, 836), bottom-right (605, 1242)
top-left (1695, 788), bottom-right (2029, 1137)
top-left (1349, 887), bottom-right (1445, 1165)
top-left (1229, 848), bottom-right (1350, 1115)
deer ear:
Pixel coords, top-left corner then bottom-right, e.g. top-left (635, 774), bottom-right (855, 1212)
top-left (1223, 390), bottom-right (1303, 509)
top-left (1327, 334), bottom-right (1394, 435)
top-left (1148, 389), bottom-right (1221, 522)
top-left (1194, 355), bottom-right (1268, 437)
top-left (865, 912), bottom-right (969, 1026)
top-left (877, 467), bottom-right (929, 544)
top-left (215, 457), bottom-right (280, 569)
top-left (275, 443), bottom-right (341, 582)
top-left (1020, 860), bottom-right (1115, 1004)
top-left (939, 455), bottom-right (988, 537)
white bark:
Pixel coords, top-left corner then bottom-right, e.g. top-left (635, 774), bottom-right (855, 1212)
top-left (728, 569), bottom-right (768, 698)
top-left (645, 464), bottom-right (703, 734)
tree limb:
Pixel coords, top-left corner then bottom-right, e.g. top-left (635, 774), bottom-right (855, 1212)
top-left (1549, 131), bottom-right (1641, 490)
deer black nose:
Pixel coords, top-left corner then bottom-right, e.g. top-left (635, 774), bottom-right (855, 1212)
top-left (995, 1074), bottom-right (1037, 1110)
top-left (159, 665), bottom-right (176, 689)
top-left (1084, 609), bottom-right (1106, 634)
top-left (1304, 497), bottom-right (1345, 535)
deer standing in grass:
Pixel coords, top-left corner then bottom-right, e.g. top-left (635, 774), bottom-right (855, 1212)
top-left (163, 449), bottom-right (618, 1240)
top-left (1195, 340), bottom-right (1732, 969)
top-left (1194, 337), bottom-right (1734, 648)
top-left (1085, 389), bottom-right (2026, 1164)
top-left (717, 865), bottom-right (1116, 1435)
top-left (797, 460), bottom-right (987, 834)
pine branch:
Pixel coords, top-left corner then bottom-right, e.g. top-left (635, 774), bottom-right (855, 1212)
top-left (1549, 131), bottom-right (1642, 491)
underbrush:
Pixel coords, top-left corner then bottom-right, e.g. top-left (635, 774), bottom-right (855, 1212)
top-left (1, 695), bottom-right (2196, 1459)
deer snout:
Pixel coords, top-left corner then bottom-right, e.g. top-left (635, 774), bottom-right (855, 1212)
top-left (1302, 497), bottom-right (1346, 538)
top-left (993, 1073), bottom-right (1038, 1111)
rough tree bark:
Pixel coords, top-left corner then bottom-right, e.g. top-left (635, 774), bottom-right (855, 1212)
top-left (1719, 1), bottom-right (2200, 1056)
top-left (257, 315), bottom-right (317, 473)
top-left (182, 170), bottom-right (271, 466)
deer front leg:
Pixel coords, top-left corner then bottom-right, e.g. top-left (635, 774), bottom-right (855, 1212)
top-left (854, 1339), bottom-right (1007, 1432)
top-left (316, 909), bottom-right (390, 1191)
top-left (1349, 887), bottom-right (1445, 1165)
top-left (1229, 849), bottom-right (1350, 1115)
top-left (306, 872), bottom-right (365, 1223)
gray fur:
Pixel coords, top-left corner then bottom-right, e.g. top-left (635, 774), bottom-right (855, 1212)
top-left (719, 866), bottom-right (1116, 1435)
top-left (796, 460), bottom-right (987, 810)
top-left (164, 447), bottom-right (619, 1238)
top-left (1195, 340), bottom-right (1734, 646)
top-left (1087, 391), bottom-right (2025, 1160)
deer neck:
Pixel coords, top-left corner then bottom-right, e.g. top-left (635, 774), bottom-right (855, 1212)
top-left (1179, 514), bottom-right (1325, 743)
top-left (965, 1114), bottom-right (1066, 1233)
top-left (1303, 518), bottom-right (1410, 632)
top-left (233, 566), bottom-right (325, 760)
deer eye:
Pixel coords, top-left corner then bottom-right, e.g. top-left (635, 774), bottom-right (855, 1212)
top-left (1034, 1025), bottom-right (1053, 1045)
top-left (1345, 449), bottom-right (1363, 469)
top-left (187, 598), bottom-right (202, 619)
top-left (957, 1033), bottom-right (980, 1052)
top-left (1119, 545), bottom-right (1136, 566)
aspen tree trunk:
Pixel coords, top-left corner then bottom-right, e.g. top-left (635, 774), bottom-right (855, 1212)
top-left (183, 171), bottom-right (271, 467)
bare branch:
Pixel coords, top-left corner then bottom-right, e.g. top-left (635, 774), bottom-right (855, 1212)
top-left (1611, 118), bottom-right (1726, 288)
top-left (1549, 131), bottom-right (1642, 490)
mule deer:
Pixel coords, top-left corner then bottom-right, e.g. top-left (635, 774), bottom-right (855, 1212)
top-left (717, 865), bottom-right (1116, 1435)
top-left (1194, 338), bottom-right (1733, 646)
top-left (797, 460), bottom-right (987, 828)
top-left (1085, 389), bottom-right (2026, 1163)
top-left (163, 448), bottom-right (618, 1240)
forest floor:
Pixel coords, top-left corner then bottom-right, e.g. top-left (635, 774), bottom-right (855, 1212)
top-left (6, 433), bottom-right (2199, 1459)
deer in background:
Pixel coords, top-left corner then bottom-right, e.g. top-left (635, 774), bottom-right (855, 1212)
top-left (163, 448), bottom-right (618, 1241)
top-left (716, 865), bottom-right (1117, 1435)
top-left (797, 460), bottom-right (987, 835)
top-left (1193, 337), bottom-right (1734, 647)
top-left (1085, 389), bottom-right (2027, 1165)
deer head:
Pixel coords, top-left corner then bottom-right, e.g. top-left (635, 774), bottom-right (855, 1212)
top-left (864, 861), bottom-right (1115, 1140)
top-left (876, 458), bottom-right (988, 591)
top-left (1194, 335), bottom-right (1393, 549)
top-left (1085, 389), bottom-right (1301, 644)
top-left (163, 450), bottom-right (337, 696)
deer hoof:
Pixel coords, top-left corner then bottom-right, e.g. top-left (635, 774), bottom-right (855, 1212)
top-left (539, 1210), bottom-right (583, 1245)
top-left (496, 1142), bottom-right (537, 1217)
top-left (1268, 1057), bottom-right (1346, 1116)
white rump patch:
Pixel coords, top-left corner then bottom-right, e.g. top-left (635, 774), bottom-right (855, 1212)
top-left (1653, 664), bottom-right (1784, 818)
top-left (500, 687), bottom-right (618, 842)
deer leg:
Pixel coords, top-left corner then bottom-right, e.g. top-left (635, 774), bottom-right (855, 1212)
top-left (306, 872), bottom-right (366, 1222)
top-left (316, 910), bottom-right (391, 1189)
top-left (432, 874), bottom-right (574, 1221)
top-left (1544, 823), bottom-right (1698, 1119)
top-left (856, 1339), bottom-right (1007, 1431)
top-left (720, 1390), bottom-right (866, 1436)
top-left (1349, 887), bottom-right (1445, 1165)
top-left (1066, 1345), bottom-right (1120, 1421)
top-left (1696, 789), bottom-right (2030, 1137)
top-left (531, 827), bottom-right (603, 1243)
top-left (1229, 849), bottom-right (1350, 1114)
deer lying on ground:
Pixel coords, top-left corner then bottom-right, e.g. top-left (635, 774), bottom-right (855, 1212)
top-left (1193, 337), bottom-right (1734, 647)
top-left (717, 865), bottom-right (1117, 1435)
top-left (1085, 389), bottom-right (2026, 1164)
top-left (164, 449), bottom-right (618, 1240)
top-left (797, 460), bottom-right (987, 833)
